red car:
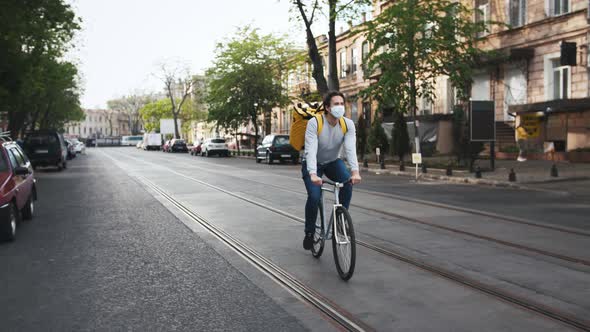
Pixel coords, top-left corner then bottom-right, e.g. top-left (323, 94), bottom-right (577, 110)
top-left (0, 141), bottom-right (37, 242)
top-left (189, 142), bottom-right (202, 156)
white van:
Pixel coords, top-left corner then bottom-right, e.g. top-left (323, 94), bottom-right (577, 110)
top-left (142, 133), bottom-right (163, 151)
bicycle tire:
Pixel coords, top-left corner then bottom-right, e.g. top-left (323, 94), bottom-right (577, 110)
top-left (311, 200), bottom-right (325, 258)
top-left (331, 206), bottom-right (356, 281)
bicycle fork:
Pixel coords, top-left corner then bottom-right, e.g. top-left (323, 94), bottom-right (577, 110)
top-left (331, 185), bottom-right (349, 245)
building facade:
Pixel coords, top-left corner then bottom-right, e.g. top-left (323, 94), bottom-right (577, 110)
top-left (64, 109), bottom-right (137, 139)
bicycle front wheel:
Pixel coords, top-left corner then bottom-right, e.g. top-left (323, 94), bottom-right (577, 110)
top-left (331, 206), bottom-right (356, 281)
top-left (311, 200), bottom-right (325, 258)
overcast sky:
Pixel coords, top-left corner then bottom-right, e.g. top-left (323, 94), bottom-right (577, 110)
top-left (69, 0), bottom-right (326, 109)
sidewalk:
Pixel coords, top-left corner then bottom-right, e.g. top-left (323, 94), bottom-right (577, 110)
top-left (361, 159), bottom-right (590, 189)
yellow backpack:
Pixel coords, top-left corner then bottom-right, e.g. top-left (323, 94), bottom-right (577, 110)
top-left (289, 102), bottom-right (348, 151)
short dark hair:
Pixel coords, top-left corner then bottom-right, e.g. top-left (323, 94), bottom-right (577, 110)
top-left (323, 91), bottom-right (345, 108)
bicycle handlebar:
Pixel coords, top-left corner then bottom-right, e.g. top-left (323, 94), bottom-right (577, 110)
top-left (323, 178), bottom-right (352, 187)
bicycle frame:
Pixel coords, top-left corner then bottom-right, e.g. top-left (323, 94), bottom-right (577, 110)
top-left (319, 181), bottom-right (350, 245)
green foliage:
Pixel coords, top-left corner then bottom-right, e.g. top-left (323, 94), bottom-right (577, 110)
top-left (139, 99), bottom-right (173, 133)
top-left (368, 116), bottom-right (389, 154)
top-left (206, 26), bottom-right (297, 145)
top-left (360, 0), bottom-right (491, 117)
top-left (356, 115), bottom-right (368, 159)
top-left (0, 0), bottom-right (82, 136)
top-left (392, 111), bottom-right (411, 161)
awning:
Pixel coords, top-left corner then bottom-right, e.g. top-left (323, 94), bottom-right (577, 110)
top-left (476, 47), bottom-right (535, 66)
top-left (509, 98), bottom-right (590, 115)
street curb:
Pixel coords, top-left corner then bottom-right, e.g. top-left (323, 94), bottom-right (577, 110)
top-left (361, 167), bottom-right (525, 189)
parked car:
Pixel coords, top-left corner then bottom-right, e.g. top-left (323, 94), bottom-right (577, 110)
top-left (201, 138), bottom-right (229, 157)
top-left (74, 141), bottom-right (86, 154)
top-left (162, 140), bottom-right (171, 152)
top-left (169, 139), bottom-right (188, 153)
top-left (143, 133), bottom-right (162, 151)
top-left (65, 140), bottom-right (76, 160)
top-left (0, 140), bottom-right (37, 242)
top-left (256, 134), bottom-right (299, 164)
top-left (136, 141), bottom-right (143, 149)
top-left (22, 130), bottom-right (67, 171)
top-left (190, 142), bottom-right (202, 156)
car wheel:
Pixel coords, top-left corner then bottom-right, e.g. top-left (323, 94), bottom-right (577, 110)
top-left (205, 150), bottom-right (210, 157)
top-left (292, 157), bottom-right (299, 165)
top-left (266, 152), bottom-right (272, 165)
top-left (63, 161), bottom-right (67, 169)
top-left (0, 202), bottom-right (17, 242)
top-left (22, 195), bottom-right (34, 220)
top-left (57, 161), bottom-right (63, 171)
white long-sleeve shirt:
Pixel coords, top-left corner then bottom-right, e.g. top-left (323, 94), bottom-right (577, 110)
top-left (304, 114), bottom-right (359, 174)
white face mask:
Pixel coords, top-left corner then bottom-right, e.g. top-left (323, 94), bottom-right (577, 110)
top-left (330, 105), bottom-right (345, 119)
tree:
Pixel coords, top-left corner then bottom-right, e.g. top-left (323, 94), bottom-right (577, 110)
top-left (139, 99), bottom-right (173, 133)
top-left (356, 114), bottom-right (367, 162)
top-left (155, 62), bottom-right (195, 139)
top-left (392, 110), bottom-right (410, 164)
top-left (206, 26), bottom-right (295, 155)
top-left (361, 0), bottom-right (491, 155)
top-left (0, 0), bottom-right (81, 136)
top-left (368, 116), bottom-right (389, 156)
top-left (107, 94), bottom-right (155, 135)
top-left (290, 0), bottom-right (371, 94)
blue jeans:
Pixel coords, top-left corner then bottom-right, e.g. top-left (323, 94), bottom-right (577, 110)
top-left (302, 159), bottom-right (352, 234)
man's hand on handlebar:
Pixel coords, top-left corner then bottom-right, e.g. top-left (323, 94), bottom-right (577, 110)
top-left (310, 173), bottom-right (323, 186)
top-left (351, 170), bottom-right (362, 185)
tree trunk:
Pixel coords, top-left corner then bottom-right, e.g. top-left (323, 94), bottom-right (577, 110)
top-left (264, 109), bottom-right (272, 136)
top-left (173, 111), bottom-right (180, 139)
top-left (235, 131), bottom-right (240, 154)
top-left (328, 0), bottom-right (339, 91)
top-left (252, 115), bottom-right (259, 157)
top-left (296, 0), bottom-right (329, 95)
top-left (408, 0), bottom-right (420, 154)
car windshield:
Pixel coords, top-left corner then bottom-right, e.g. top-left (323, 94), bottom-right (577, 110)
top-left (25, 134), bottom-right (57, 147)
top-left (174, 140), bottom-right (185, 144)
top-left (211, 139), bottom-right (225, 144)
top-left (274, 136), bottom-right (290, 146)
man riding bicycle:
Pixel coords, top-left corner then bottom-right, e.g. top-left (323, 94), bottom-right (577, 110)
top-left (302, 91), bottom-right (362, 250)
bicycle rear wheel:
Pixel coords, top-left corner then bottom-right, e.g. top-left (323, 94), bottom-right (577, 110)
top-left (331, 206), bottom-right (356, 280)
top-left (311, 200), bottom-right (325, 258)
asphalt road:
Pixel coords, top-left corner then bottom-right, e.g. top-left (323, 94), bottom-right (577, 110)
top-left (2, 148), bottom-right (588, 331)
top-left (0, 153), bottom-right (308, 331)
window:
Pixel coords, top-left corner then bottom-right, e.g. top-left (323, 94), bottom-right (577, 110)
top-left (351, 48), bottom-right (358, 74)
top-left (363, 102), bottom-right (371, 128)
top-left (10, 148), bottom-right (26, 167)
top-left (471, 72), bottom-right (491, 100)
top-left (7, 149), bottom-right (18, 169)
top-left (509, 0), bottom-right (526, 27)
top-left (551, 59), bottom-right (570, 99)
top-left (362, 42), bottom-right (369, 64)
top-left (351, 101), bottom-right (359, 122)
top-left (504, 64), bottom-right (527, 120)
top-left (420, 97), bottom-right (432, 115)
top-left (475, 0), bottom-right (489, 37)
top-left (550, 0), bottom-right (570, 16)
top-left (340, 49), bottom-right (347, 78)
top-left (84, 127), bottom-right (87, 134)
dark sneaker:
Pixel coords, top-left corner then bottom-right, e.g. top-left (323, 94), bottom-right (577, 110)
top-left (303, 232), bottom-right (314, 250)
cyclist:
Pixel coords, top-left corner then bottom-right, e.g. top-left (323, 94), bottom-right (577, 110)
top-left (302, 91), bottom-right (362, 250)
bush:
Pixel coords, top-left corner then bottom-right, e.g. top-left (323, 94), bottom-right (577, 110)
top-left (368, 117), bottom-right (389, 155)
top-left (500, 145), bottom-right (519, 153)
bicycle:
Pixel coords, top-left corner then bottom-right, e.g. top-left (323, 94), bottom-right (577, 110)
top-left (310, 178), bottom-right (356, 281)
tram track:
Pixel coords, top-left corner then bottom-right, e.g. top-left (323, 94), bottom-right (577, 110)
top-left (119, 151), bottom-right (590, 267)
top-left (104, 150), bottom-right (590, 331)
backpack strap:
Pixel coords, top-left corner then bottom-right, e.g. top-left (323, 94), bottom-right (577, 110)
top-left (314, 114), bottom-right (323, 136)
top-left (315, 114), bottom-right (348, 136)
top-left (339, 117), bottom-right (348, 135)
